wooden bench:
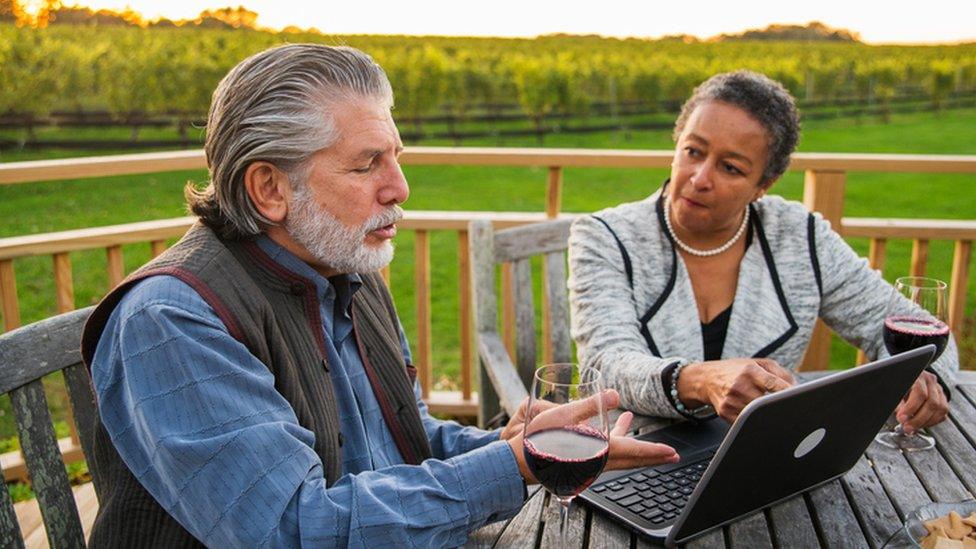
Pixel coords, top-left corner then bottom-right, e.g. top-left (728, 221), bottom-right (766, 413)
top-left (0, 307), bottom-right (99, 548)
top-left (469, 218), bottom-right (574, 425)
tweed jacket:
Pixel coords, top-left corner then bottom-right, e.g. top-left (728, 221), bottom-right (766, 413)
top-left (568, 188), bottom-right (959, 418)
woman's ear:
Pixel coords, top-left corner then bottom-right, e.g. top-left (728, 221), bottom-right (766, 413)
top-left (244, 161), bottom-right (291, 224)
top-left (754, 177), bottom-right (777, 201)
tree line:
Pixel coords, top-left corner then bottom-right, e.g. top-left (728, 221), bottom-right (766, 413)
top-left (1, 24), bottom-right (974, 134)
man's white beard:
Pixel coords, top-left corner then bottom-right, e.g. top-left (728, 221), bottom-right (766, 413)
top-left (284, 185), bottom-right (402, 274)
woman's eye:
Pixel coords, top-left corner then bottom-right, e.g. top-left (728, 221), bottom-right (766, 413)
top-left (723, 163), bottom-right (743, 175)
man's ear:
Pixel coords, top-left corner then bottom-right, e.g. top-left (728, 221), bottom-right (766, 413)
top-left (244, 161), bottom-right (291, 224)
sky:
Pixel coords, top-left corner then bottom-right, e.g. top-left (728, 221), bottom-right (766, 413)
top-left (63, 0), bottom-right (976, 44)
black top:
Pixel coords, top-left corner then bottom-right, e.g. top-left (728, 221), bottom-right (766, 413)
top-left (701, 305), bottom-right (733, 361)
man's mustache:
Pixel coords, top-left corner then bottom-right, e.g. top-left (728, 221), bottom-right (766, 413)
top-left (361, 205), bottom-right (404, 233)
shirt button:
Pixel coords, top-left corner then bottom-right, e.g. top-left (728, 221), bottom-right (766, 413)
top-left (321, 358), bottom-right (330, 372)
top-left (337, 433), bottom-right (344, 447)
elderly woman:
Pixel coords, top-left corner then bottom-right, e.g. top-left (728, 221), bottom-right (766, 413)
top-left (568, 71), bottom-right (958, 434)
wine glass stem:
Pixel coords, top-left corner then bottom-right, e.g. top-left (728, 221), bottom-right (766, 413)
top-left (558, 498), bottom-right (572, 546)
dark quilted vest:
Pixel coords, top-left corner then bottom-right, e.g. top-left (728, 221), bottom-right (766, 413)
top-left (80, 222), bottom-right (433, 547)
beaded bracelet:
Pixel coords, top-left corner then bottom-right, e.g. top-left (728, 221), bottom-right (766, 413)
top-left (670, 361), bottom-right (712, 418)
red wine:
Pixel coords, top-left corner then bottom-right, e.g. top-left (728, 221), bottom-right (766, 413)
top-left (883, 316), bottom-right (949, 360)
top-left (523, 426), bottom-right (609, 498)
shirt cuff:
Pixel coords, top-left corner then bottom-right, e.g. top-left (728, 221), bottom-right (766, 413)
top-left (453, 440), bottom-right (526, 531)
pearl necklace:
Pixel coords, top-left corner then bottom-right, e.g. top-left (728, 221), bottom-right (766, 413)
top-left (663, 196), bottom-right (750, 257)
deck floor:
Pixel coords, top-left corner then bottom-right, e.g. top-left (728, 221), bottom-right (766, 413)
top-left (14, 482), bottom-right (96, 548)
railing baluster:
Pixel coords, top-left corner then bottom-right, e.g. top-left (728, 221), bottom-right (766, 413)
top-left (53, 253), bottom-right (74, 314)
top-left (457, 230), bottom-right (473, 402)
top-left (380, 265), bottom-right (391, 286)
top-left (0, 259), bottom-right (21, 332)
top-left (800, 169), bottom-right (846, 370)
top-left (106, 245), bottom-right (125, 288)
top-left (150, 239), bottom-right (167, 258)
top-left (910, 239), bottom-right (929, 277)
top-left (541, 166), bottom-right (563, 366)
top-left (859, 238), bottom-right (889, 366)
top-left (414, 230), bottom-right (432, 399)
top-left (948, 240), bottom-right (972, 337)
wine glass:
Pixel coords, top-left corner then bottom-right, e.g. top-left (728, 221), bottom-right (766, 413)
top-left (875, 276), bottom-right (949, 452)
top-left (523, 363), bottom-right (610, 545)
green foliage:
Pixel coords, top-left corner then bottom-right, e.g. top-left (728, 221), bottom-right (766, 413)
top-left (8, 482), bottom-right (34, 503)
top-left (1, 23), bottom-right (975, 127)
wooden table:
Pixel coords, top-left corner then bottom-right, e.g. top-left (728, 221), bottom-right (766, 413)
top-left (466, 371), bottom-right (976, 548)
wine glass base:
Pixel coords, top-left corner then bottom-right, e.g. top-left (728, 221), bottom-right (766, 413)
top-left (875, 430), bottom-right (935, 452)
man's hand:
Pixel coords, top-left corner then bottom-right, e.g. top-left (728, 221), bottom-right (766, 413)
top-left (678, 358), bottom-right (795, 423)
top-left (896, 370), bottom-right (948, 434)
top-left (504, 390), bottom-right (679, 483)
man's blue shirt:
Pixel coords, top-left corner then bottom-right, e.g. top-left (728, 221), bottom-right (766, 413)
top-left (91, 235), bottom-right (524, 547)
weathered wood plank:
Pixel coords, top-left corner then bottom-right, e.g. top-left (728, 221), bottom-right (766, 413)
top-left (806, 481), bottom-right (869, 549)
top-left (587, 509), bottom-right (632, 548)
top-left (476, 333), bottom-right (529, 418)
top-left (493, 219), bottom-right (573, 263)
top-left (0, 307), bottom-right (91, 395)
top-left (727, 511), bottom-right (773, 548)
top-left (62, 363), bottom-right (101, 490)
top-left (543, 252), bottom-right (572, 365)
top-left (863, 445), bottom-right (931, 519)
top-left (10, 380), bottom-right (85, 547)
top-left (767, 496), bottom-right (820, 548)
top-left (903, 432), bottom-right (974, 502)
top-left (0, 461), bottom-right (26, 548)
top-left (538, 496), bottom-right (587, 548)
top-left (929, 396), bottom-right (976, 496)
top-left (494, 487), bottom-right (547, 548)
top-left (105, 245), bottom-right (124, 288)
top-left (149, 239), bottom-right (167, 258)
top-left (513, 258), bottom-right (537, 389)
top-left (910, 239), bottom-right (929, 277)
top-left (841, 455), bottom-right (902, 548)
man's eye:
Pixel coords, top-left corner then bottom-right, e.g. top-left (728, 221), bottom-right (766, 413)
top-left (352, 165), bottom-right (372, 174)
top-left (685, 147), bottom-right (701, 157)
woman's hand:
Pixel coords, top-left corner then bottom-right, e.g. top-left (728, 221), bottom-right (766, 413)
top-left (503, 390), bottom-right (680, 483)
top-left (677, 358), bottom-right (795, 422)
top-left (896, 370), bottom-right (948, 434)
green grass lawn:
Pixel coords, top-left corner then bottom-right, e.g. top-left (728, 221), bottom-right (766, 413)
top-left (1, 107), bottom-right (975, 443)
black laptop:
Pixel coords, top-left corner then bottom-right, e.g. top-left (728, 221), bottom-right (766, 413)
top-left (579, 346), bottom-right (936, 546)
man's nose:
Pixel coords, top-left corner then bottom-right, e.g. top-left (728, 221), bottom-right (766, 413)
top-left (379, 162), bottom-right (409, 206)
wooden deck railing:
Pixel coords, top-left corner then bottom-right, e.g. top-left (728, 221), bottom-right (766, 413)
top-left (1, 148), bottom-right (975, 480)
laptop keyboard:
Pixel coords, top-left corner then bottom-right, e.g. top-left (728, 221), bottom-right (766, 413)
top-left (589, 453), bottom-right (714, 527)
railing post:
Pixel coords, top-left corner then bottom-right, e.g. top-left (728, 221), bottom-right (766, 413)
top-left (801, 169), bottom-right (846, 371)
top-left (150, 240), bottom-right (167, 258)
top-left (457, 230), bottom-right (473, 402)
top-left (502, 264), bottom-right (516, 360)
top-left (0, 259), bottom-right (21, 332)
top-left (910, 239), bottom-right (929, 277)
top-left (858, 238), bottom-right (888, 365)
top-left (948, 240), bottom-right (972, 338)
top-left (106, 245), bottom-right (125, 289)
top-left (414, 230), bottom-right (432, 400)
top-left (53, 253), bottom-right (75, 314)
top-left (541, 166), bottom-right (563, 365)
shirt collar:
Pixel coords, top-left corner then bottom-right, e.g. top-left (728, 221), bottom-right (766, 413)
top-left (254, 234), bottom-right (363, 306)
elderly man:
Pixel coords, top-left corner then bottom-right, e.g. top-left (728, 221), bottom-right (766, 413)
top-left (81, 44), bottom-right (677, 547)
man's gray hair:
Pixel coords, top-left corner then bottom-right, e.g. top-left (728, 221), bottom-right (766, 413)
top-left (673, 70), bottom-right (800, 185)
top-left (187, 43), bottom-right (394, 238)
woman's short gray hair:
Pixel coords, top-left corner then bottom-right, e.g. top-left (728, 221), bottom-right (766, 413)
top-left (187, 44), bottom-right (393, 238)
top-left (673, 70), bottom-right (800, 185)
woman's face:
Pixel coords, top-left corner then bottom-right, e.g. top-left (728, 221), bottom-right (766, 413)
top-left (668, 101), bottom-right (771, 239)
